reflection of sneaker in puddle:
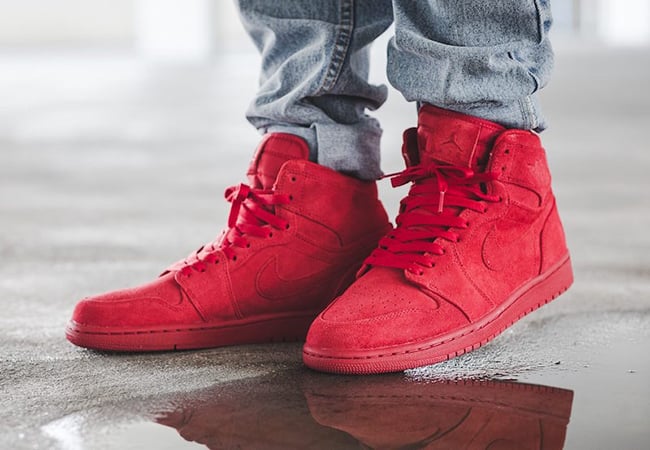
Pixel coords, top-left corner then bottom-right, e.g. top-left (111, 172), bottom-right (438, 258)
top-left (154, 371), bottom-right (573, 450)
top-left (304, 376), bottom-right (574, 450)
top-left (155, 373), bottom-right (358, 449)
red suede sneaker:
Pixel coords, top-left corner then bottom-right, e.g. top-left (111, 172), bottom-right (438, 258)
top-left (303, 105), bottom-right (573, 374)
top-left (66, 133), bottom-right (391, 351)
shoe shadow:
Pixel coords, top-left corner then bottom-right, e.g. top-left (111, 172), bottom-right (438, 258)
top-left (154, 369), bottom-right (573, 449)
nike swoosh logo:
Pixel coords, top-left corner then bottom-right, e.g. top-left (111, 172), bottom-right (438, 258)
top-left (255, 255), bottom-right (343, 302)
top-left (481, 219), bottom-right (538, 272)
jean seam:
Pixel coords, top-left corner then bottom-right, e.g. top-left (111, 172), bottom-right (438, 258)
top-left (316, 0), bottom-right (354, 94)
top-left (521, 96), bottom-right (537, 130)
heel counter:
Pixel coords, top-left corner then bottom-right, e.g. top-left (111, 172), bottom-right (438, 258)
top-left (540, 198), bottom-right (569, 272)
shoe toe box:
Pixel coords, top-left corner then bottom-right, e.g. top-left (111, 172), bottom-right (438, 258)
top-left (305, 268), bottom-right (469, 353)
top-left (70, 273), bottom-right (201, 329)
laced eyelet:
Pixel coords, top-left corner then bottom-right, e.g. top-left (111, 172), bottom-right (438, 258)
top-left (184, 180), bottom-right (290, 274)
top-left (358, 160), bottom-right (500, 273)
top-left (407, 266), bottom-right (426, 276)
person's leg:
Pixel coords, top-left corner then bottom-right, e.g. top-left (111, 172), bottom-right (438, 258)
top-left (303, 0), bottom-right (573, 374)
top-left (388, 0), bottom-right (553, 131)
top-left (238, 0), bottom-right (393, 180)
top-left (65, 1), bottom-right (394, 352)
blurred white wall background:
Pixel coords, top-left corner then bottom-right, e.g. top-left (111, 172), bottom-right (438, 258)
top-left (0, 0), bottom-right (648, 60)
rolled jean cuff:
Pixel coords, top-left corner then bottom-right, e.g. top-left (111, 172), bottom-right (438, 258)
top-left (267, 117), bottom-right (383, 181)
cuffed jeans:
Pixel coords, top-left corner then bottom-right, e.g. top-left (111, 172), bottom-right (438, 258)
top-left (237, 0), bottom-right (554, 180)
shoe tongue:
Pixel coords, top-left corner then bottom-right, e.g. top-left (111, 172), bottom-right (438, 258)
top-left (247, 133), bottom-right (310, 189)
top-left (415, 105), bottom-right (505, 170)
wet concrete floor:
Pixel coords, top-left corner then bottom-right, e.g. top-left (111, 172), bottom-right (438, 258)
top-left (1, 45), bottom-right (649, 449)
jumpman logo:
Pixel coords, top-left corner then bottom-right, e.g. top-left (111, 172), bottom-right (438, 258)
top-left (441, 131), bottom-right (465, 153)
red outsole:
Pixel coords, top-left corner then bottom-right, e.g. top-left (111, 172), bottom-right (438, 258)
top-left (66, 312), bottom-right (319, 352)
top-left (303, 256), bottom-right (574, 374)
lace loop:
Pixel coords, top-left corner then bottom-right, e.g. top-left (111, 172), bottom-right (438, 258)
top-left (179, 182), bottom-right (290, 276)
top-left (226, 183), bottom-right (251, 228)
top-left (366, 162), bottom-right (500, 274)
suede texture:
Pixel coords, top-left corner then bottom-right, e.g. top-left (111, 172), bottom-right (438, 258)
top-left (72, 273), bottom-right (204, 328)
top-left (71, 134), bottom-right (391, 331)
top-left (305, 106), bottom-right (570, 352)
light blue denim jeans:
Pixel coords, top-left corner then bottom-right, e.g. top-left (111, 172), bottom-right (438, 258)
top-left (237, 0), bottom-right (554, 180)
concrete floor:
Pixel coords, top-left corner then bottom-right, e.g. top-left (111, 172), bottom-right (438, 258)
top-left (1, 44), bottom-right (649, 449)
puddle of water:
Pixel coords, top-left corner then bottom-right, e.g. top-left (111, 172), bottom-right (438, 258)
top-left (36, 312), bottom-right (649, 450)
top-left (143, 372), bottom-right (574, 450)
top-left (101, 422), bottom-right (204, 450)
top-left (518, 337), bottom-right (650, 450)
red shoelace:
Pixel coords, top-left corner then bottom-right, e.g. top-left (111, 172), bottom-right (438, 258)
top-left (179, 183), bottom-right (290, 276)
top-left (364, 163), bottom-right (500, 275)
